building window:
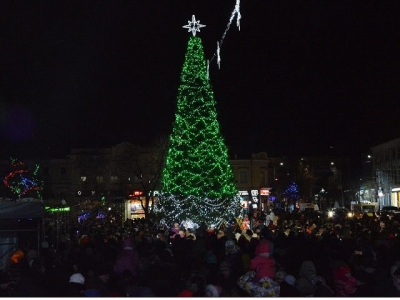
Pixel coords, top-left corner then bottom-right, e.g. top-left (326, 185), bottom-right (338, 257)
top-left (96, 176), bottom-right (104, 183)
top-left (385, 149), bottom-right (390, 162)
top-left (239, 170), bottom-right (248, 183)
top-left (110, 176), bottom-right (118, 183)
top-left (60, 167), bottom-right (66, 175)
top-left (260, 169), bottom-right (267, 184)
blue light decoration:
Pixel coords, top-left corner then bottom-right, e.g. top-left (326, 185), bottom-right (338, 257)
top-left (284, 182), bottom-right (300, 200)
top-left (78, 212), bottom-right (106, 224)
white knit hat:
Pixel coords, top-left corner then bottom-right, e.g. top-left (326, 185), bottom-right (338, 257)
top-left (205, 284), bottom-right (221, 297)
top-left (69, 273), bottom-right (85, 285)
top-left (284, 275), bottom-right (296, 286)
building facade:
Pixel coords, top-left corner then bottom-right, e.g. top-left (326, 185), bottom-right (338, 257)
top-left (0, 143), bottom-right (374, 227)
top-left (371, 137), bottom-right (400, 208)
top-left (230, 152), bottom-right (274, 217)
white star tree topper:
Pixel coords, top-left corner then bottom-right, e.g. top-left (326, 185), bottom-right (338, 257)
top-left (182, 15), bottom-right (206, 36)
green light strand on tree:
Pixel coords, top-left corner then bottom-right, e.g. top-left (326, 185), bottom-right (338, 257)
top-left (155, 36), bottom-right (240, 227)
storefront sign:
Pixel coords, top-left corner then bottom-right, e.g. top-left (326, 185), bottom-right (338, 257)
top-left (260, 188), bottom-right (270, 196)
top-left (251, 190), bottom-right (259, 203)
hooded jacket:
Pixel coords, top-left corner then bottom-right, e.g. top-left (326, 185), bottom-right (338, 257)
top-left (250, 240), bottom-right (275, 282)
top-left (296, 260), bottom-right (317, 296)
top-left (113, 237), bottom-right (139, 277)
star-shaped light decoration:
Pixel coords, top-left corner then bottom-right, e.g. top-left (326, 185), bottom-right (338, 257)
top-left (182, 15), bottom-right (206, 36)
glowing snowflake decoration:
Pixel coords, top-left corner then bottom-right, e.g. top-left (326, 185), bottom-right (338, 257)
top-left (182, 15), bottom-right (206, 36)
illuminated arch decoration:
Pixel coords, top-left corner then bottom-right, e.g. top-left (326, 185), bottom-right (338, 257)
top-left (3, 158), bottom-right (43, 199)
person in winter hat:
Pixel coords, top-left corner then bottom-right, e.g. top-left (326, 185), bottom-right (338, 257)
top-left (373, 262), bottom-right (400, 296)
top-left (204, 284), bottom-right (222, 297)
top-left (113, 236), bottom-right (139, 279)
top-left (66, 273), bottom-right (85, 297)
top-left (332, 263), bottom-right (358, 297)
top-left (223, 239), bottom-right (243, 279)
top-left (249, 239), bottom-right (275, 282)
top-left (177, 274), bottom-right (206, 297)
top-left (280, 274), bottom-right (300, 297)
top-left (296, 260), bottom-right (319, 296)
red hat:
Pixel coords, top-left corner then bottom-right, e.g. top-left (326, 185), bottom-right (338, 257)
top-left (333, 265), bottom-right (351, 281)
top-left (177, 290), bottom-right (193, 297)
top-left (255, 240), bottom-right (270, 256)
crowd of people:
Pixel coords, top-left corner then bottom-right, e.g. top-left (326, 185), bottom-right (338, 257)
top-left (1, 208), bottom-right (400, 297)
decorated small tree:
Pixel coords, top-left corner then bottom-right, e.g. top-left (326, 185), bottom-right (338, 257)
top-left (155, 16), bottom-right (240, 227)
top-left (284, 182), bottom-right (300, 210)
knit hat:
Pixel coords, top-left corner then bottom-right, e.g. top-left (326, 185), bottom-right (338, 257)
top-left (284, 275), bottom-right (296, 286)
top-left (84, 289), bottom-right (101, 297)
top-left (225, 240), bottom-right (235, 248)
top-left (333, 265), bottom-right (351, 281)
top-left (69, 273), bottom-right (85, 285)
top-left (177, 289), bottom-right (193, 297)
top-left (255, 240), bottom-right (270, 256)
top-left (275, 270), bottom-right (287, 282)
top-left (205, 284), bottom-right (222, 297)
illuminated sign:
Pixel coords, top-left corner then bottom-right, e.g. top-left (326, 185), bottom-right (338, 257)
top-left (133, 190), bottom-right (143, 196)
top-left (260, 188), bottom-right (270, 196)
top-left (251, 190), bottom-right (259, 202)
top-left (45, 206), bottom-right (70, 212)
top-left (239, 191), bottom-right (249, 196)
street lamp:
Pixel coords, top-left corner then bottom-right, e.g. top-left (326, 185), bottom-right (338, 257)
top-left (319, 188), bottom-right (325, 210)
top-left (330, 161), bottom-right (344, 207)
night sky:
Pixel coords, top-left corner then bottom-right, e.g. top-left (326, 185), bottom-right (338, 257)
top-left (1, 1), bottom-right (400, 159)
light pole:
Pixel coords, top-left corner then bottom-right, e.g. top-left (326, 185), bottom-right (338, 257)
top-left (331, 161), bottom-right (344, 207)
top-left (319, 188), bottom-right (325, 210)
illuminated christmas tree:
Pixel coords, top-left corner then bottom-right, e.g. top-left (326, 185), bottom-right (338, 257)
top-left (155, 16), bottom-right (240, 227)
top-left (284, 182), bottom-right (300, 202)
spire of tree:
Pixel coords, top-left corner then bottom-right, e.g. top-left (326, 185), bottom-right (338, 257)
top-left (155, 36), bottom-right (239, 227)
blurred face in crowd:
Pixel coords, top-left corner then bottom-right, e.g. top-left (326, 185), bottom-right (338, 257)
top-left (99, 273), bottom-right (110, 283)
top-left (157, 233), bottom-right (166, 242)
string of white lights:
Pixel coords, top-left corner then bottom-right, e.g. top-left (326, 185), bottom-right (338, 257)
top-left (209, 0), bottom-right (241, 69)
